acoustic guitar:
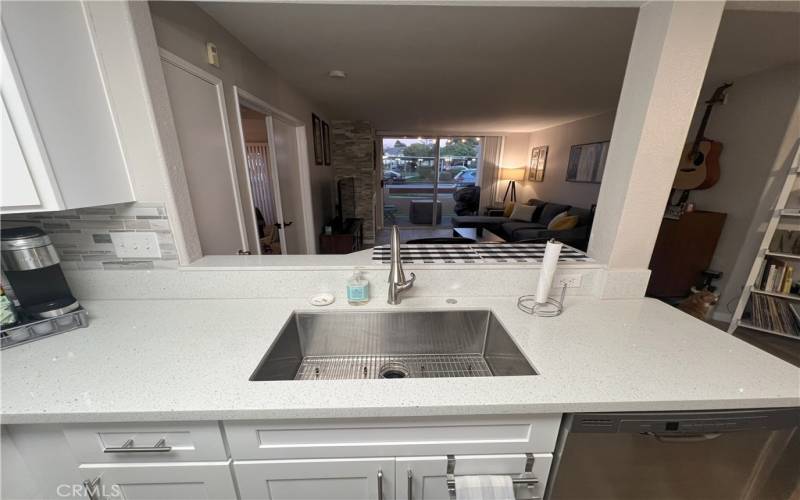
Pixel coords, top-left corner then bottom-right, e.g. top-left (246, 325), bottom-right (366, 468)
top-left (673, 83), bottom-right (733, 191)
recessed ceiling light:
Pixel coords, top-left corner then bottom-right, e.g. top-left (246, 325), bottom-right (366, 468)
top-left (328, 70), bottom-right (347, 79)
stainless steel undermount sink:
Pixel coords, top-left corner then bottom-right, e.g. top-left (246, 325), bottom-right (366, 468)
top-left (250, 310), bottom-right (537, 381)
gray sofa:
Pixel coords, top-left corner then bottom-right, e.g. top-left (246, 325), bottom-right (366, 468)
top-left (451, 199), bottom-right (594, 250)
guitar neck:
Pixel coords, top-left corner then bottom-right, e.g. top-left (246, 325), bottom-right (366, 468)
top-left (690, 104), bottom-right (714, 152)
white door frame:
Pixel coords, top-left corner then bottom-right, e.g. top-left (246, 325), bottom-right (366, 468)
top-left (159, 48), bottom-right (249, 253)
top-left (233, 86), bottom-right (315, 254)
top-left (232, 93), bottom-right (270, 255)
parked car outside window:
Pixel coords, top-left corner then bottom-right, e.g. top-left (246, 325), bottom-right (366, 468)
top-left (454, 169), bottom-right (477, 186)
top-left (383, 170), bottom-right (404, 184)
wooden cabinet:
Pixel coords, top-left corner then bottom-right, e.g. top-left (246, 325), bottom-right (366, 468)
top-left (79, 462), bottom-right (236, 500)
top-left (396, 454), bottom-right (552, 500)
top-left (319, 218), bottom-right (364, 254)
top-left (647, 210), bottom-right (727, 298)
top-left (1, 1), bottom-right (134, 214)
top-left (235, 457), bottom-right (395, 500)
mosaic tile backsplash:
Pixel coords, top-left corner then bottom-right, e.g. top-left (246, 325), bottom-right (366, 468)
top-left (1, 202), bottom-right (178, 270)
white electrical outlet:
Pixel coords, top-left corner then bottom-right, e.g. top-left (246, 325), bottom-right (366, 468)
top-left (110, 232), bottom-right (161, 259)
top-left (556, 273), bottom-right (583, 288)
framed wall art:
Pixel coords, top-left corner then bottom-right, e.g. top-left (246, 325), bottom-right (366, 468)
top-left (566, 140), bottom-right (609, 183)
top-left (528, 145), bottom-right (548, 182)
top-left (322, 121), bottom-right (331, 166)
top-left (311, 113), bottom-right (323, 165)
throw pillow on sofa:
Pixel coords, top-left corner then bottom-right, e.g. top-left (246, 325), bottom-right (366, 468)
top-left (539, 203), bottom-right (571, 225)
top-left (510, 204), bottom-right (537, 222)
top-left (503, 201), bottom-right (516, 217)
top-left (547, 211), bottom-right (567, 227)
top-left (548, 214), bottom-right (578, 230)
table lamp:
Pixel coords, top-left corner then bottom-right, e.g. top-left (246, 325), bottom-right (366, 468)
top-left (500, 167), bottom-right (526, 203)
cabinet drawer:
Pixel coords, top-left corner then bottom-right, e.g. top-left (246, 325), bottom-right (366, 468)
top-left (225, 415), bottom-right (561, 460)
top-left (63, 421), bottom-right (227, 463)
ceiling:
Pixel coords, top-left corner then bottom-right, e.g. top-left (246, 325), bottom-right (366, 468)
top-left (705, 9), bottom-right (800, 87)
top-left (200, 2), bottom-right (799, 133)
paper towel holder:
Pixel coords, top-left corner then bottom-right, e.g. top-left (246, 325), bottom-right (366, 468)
top-left (446, 453), bottom-right (538, 499)
top-left (517, 284), bottom-right (566, 316)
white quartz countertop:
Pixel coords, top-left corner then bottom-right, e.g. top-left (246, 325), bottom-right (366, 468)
top-left (1, 296), bottom-right (798, 424)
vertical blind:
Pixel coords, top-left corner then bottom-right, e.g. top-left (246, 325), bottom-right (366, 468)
top-left (245, 143), bottom-right (276, 226)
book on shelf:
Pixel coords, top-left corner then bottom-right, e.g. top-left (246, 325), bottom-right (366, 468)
top-left (748, 293), bottom-right (800, 337)
top-left (758, 257), bottom-right (796, 294)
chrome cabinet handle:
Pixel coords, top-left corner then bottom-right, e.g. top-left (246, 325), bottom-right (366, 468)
top-left (377, 469), bottom-right (384, 500)
top-left (83, 477), bottom-right (100, 500)
top-left (104, 438), bottom-right (172, 453)
top-left (407, 469), bottom-right (413, 500)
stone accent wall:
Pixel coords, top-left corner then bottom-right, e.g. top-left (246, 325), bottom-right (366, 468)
top-left (1, 202), bottom-right (178, 270)
top-left (331, 121), bottom-right (376, 243)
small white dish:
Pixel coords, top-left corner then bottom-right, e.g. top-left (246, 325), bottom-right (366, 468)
top-left (309, 293), bottom-right (335, 307)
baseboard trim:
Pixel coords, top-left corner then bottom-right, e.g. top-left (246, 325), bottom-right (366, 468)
top-left (711, 310), bottom-right (733, 323)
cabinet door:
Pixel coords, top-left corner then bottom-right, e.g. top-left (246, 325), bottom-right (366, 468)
top-left (1, 97), bottom-right (40, 209)
top-left (2, 1), bottom-right (134, 211)
top-left (235, 457), bottom-right (395, 500)
top-left (396, 454), bottom-right (552, 500)
top-left (79, 462), bottom-right (236, 500)
top-left (1, 33), bottom-right (60, 212)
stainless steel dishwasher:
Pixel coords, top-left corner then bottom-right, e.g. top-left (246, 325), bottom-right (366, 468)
top-left (547, 408), bottom-right (800, 500)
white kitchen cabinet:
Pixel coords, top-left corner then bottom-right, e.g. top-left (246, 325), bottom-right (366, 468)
top-left (235, 457), bottom-right (395, 500)
top-left (4, 415), bottom-right (562, 500)
top-left (396, 454), bottom-right (553, 500)
top-left (1, 1), bottom-right (134, 214)
top-left (78, 462), bottom-right (237, 500)
top-left (224, 415), bottom-right (561, 460)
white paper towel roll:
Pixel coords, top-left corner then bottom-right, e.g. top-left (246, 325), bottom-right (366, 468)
top-left (535, 240), bottom-right (562, 304)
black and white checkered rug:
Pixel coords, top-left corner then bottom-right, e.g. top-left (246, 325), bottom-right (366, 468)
top-left (372, 243), bottom-right (593, 264)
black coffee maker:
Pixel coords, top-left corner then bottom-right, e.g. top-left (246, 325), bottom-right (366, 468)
top-left (1, 227), bottom-right (79, 319)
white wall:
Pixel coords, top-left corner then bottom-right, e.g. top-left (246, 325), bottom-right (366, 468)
top-left (500, 111), bottom-right (615, 208)
top-left (686, 63), bottom-right (800, 321)
top-left (148, 2), bottom-right (334, 254)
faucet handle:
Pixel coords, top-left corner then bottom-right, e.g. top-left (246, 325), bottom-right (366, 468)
top-left (400, 272), bottom-right (416, 290)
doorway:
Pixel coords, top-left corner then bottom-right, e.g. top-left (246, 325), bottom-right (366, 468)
top-left (233, 87), bottom-right (315, 255)
top-left (238, 106), bottom-right (282, 255)
top-left (380, 136), bottom-right (483, 229)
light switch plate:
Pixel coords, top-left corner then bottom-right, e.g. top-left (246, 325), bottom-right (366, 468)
top-left (110, 232), bottom-right (161, 259)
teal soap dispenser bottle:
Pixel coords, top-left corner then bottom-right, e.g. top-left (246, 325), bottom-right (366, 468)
top-left (347, 270), bottom-right (370, 305)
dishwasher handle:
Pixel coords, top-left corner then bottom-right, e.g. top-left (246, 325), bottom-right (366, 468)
top-left (646, 432), bottom-right (722, 443)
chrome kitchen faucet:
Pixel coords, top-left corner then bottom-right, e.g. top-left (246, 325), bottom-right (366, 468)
top-left (387, 225), bottom-right (415, 305)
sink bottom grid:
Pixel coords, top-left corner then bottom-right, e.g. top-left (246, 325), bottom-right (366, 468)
top-left (294, 353), bottom-right (493, 380)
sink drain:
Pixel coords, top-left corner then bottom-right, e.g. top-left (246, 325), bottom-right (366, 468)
top-left (379, 362), bottom-right (410, 379)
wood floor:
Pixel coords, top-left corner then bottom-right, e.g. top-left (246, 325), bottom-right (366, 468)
top-left (711, 320), bottom-right (800, 367)
top-left (373, 227), bottom-right (454, 246)
top-left (732, 327), bottom-right (800, 367)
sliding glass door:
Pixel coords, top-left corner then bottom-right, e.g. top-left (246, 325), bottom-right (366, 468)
top-left (381, 136), bottom-right (482, 228)
top-left (437, 137), bottom-right (482, 226)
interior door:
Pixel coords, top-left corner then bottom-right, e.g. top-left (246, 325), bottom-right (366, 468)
top-left (235, 457), bottom-right (395, 500)
top-left (79, 462), bottom-right (237, 500)
top-left (267, 116), bottom-right (305, 254)
top-left (396, 454), bottom-right (552, 500)
top-left (161, 53), bottom-right (247, 255)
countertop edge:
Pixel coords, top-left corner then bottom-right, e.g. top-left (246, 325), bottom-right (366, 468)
top-left (3, 397), bottom-right (799, 425)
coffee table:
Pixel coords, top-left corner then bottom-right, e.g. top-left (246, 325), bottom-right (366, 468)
top-left (452, 227), bottom-right (506, 243)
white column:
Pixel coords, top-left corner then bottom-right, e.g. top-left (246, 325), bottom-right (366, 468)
top-left (588, 1), bottom-right (725, 298)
